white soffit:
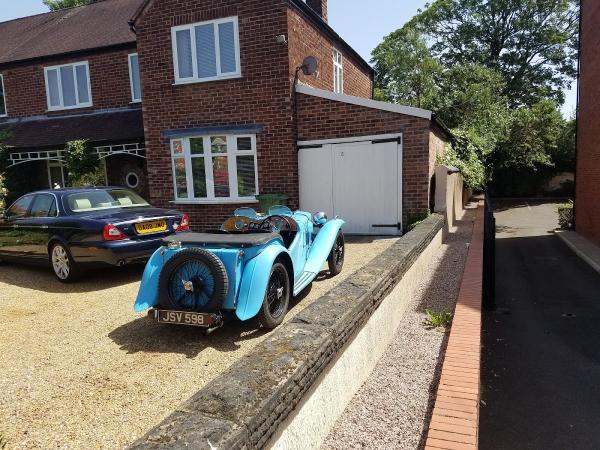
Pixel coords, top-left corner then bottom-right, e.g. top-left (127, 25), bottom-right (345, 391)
top-left (295, 83), bottom-right (433, 120)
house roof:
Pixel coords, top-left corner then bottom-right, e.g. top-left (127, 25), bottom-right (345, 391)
top-left (0, 108), bottom-right (144, 149)
top-left (0, 0), bottom-right (143, 66)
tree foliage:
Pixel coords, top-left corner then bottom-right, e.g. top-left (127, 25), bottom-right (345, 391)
top-left (402, 0), bottom-right (579, 107)
top-left (64, 140), bottom-right (103, 187)
top-left (43, 0), bottom-right (94, 11)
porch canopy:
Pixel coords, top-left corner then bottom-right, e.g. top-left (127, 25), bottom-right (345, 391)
top-left (0, 108), bottom-right (144, 151)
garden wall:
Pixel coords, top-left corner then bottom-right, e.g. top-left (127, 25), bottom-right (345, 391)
top-left (129, 214), bottom-right (445, 450)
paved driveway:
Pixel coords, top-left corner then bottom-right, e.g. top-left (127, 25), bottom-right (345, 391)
top-left (480, 200), bottom-right (600, 449)
top-left (0, 236), bottom-right (397, 449)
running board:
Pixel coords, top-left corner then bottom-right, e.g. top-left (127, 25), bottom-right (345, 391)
top-left (294, 270), bottom-right (317, 296)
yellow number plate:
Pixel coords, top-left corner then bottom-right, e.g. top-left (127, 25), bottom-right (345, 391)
top-left (135, 220), bottom-right (167, 234)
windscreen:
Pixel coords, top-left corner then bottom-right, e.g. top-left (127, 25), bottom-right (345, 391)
top-left (65, 189), bottom-right (150, 213)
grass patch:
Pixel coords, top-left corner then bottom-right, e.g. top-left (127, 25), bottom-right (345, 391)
top-left (424, 309), bottom-right (453, 330)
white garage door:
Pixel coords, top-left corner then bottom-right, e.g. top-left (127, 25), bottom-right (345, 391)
top-left (299, 134), bottom-right (402, 235)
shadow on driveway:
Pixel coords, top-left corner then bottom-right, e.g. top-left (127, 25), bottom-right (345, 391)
top-left (480, 232), bottom-right (600, 450)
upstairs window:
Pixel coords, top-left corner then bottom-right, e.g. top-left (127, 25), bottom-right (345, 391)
top-left (172, 17), bottom-right (241, 84)
top-left (333, 48), bottom-right (343, 94)
top-left (0, 74), bottom-right (6, 116)
top-left (170, 134), bottom-right (258, 202)
top-left (128, 53), bottom-right (142, 102)
top-left (44, 62), bottom-right (92, 111)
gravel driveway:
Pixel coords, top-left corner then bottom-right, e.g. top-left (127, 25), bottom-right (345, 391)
top-left (0, 236), bottom-right (397, 450)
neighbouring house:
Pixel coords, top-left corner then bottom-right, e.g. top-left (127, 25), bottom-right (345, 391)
top-left (0, 0), bottom-right (451, 235)
top-left (575, 0), bottom-right (600, 245)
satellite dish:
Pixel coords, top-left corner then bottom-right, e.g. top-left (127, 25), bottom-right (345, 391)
top-left (301, 56), bottom-right (319, 76)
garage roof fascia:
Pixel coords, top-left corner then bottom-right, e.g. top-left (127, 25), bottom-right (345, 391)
top-left (296, 84), bottom-right (433, 120)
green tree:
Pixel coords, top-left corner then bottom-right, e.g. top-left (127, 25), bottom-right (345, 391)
top-left (43, 0), bottom-right (94, 11)
top-left (394, 0), bottom-right (579, 107)
top-left (495, 100), bottom-right (563, 171)
top-left (64, 140), bottom-right (103, 187)
top-left (372, 29), bottom-right (442, 107)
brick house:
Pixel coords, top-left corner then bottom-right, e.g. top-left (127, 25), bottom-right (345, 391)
top-left (0, 0), bottom-right (450, 234)
top-left (575, 0), bottom-right (600, 245)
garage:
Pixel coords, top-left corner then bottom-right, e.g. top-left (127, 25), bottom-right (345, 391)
top-left (298, 133), bottom-right (403, 235)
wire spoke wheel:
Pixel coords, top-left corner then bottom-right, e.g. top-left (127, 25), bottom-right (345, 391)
top-left (158, 248), bottom-right (228, 313)
top-left (267, 266), bottom-right (288, 319)
top-left (327, 231), bottom-right (345, 277)
top-left (258, 262), bottom-right (291, 329)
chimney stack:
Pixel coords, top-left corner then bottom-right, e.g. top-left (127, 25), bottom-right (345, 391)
top-left (305, 0), bottom-right (328, 22)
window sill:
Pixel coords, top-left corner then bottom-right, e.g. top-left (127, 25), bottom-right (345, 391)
top-left (47, 104), bottom-right (93, 112)
top-left (170, 198), bottom-right (259, 205)
top-left (173, 74), bottom-right (242, 86)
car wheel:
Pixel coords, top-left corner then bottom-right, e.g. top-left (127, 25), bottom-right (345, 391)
top-left (327, 230), bottom-right (345, 276)
top-left (257, 262), bottom-right (291, 329)
top-left (158, 248), bottom-right (228, 313)
top-left (50, 243), bottom-right (81, 283)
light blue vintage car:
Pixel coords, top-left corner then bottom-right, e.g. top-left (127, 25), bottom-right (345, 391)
top-left (134, 206), bottom-right (345, 331)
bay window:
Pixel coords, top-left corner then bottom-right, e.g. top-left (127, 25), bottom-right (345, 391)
top-left (171, 16), bottom-right (241, 84)
top-left (171, 134), bottom-right (258, 202)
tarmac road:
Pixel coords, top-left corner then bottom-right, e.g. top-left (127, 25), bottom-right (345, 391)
top-left (480, 200), bottom-right (600, 450)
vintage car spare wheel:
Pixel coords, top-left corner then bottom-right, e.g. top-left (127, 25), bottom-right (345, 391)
top-left (158, 248), bottom-right (229, 313)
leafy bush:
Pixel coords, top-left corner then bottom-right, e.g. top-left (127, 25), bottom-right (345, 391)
top-left (405, 211), bottom-right (430, 232)
top-left (439, 134), bottom-right (486, 190)
top-left (558, 200), bottom-right (574, 230)
top-left (64, 140), bottom-right (102, 187)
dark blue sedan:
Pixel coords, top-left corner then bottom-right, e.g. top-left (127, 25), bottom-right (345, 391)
top-left (0, 187), bottom-right (189, 282)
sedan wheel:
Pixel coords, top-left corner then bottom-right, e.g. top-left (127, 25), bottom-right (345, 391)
top-left (51, 243), bottom-right (80, 282)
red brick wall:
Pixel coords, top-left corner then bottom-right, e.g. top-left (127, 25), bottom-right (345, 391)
top-left (297, 93), bottom-right (441, 221)
top-left (0, 47), bottom-right (137, 119)
top-left (287, 8), bottom-right (372, 99)
top-left (576, 0), bottom-right (600, 245)
top-left (136, 0), bottom-right (298, 230)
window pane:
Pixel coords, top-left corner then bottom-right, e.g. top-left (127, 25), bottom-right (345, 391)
top-left (211, 136), bottom-right (227, 154)
top-left (75, 64), bottom-right (90, 103)
top-left (237, 156), bottom-right (256, 197)
top-left (173, 157), bottom-right (188, 198)
top-left (30, 195), bottom-right (56, 218)
top-left (129, 55), bottom-right (141, 101)
top-left (218, 21), bottom-right (237, 74)
top-left (172, 140), bottom-right (184, 155)
top-left (195, 23), bottom-right (217, 78)
top-left (7, 195), bottom-right (33, 219)
top-left (190, 137), bottom-right (204, 155)
top-left (176, 29), bottom-right (194, 79)
top-left (237, 137), bottom-right (252, 151)
top-left (212, 156), bottom-right (230, 197)
top-left (60, 66), bottom-right (77, 107)
top-left (0, 76), bottom-right (5, 115)
top-left (47, 69), bottom-right (61, 107)
top-left (191, 157), bottom-right (207, 198)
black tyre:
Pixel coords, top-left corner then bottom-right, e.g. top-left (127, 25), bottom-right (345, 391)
top-left (158, 248), bottom-right (228, 313)
top-left (257, 262), bottom-right (291, 329)
top-left (327, 230), bottom-right (345, 276)
top-left (50, 242), bottom-right (81, 283)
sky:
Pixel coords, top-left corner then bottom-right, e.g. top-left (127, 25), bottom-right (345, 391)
top-left (0, 0), bottom-right (577, 116)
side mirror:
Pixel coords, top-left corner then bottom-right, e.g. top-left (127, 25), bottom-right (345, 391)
top-left (313, 212), bottom-right (328, 226)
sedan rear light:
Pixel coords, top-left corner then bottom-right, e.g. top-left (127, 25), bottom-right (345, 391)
top-left (176, 214), bottom-right (190, 232)
top-left (103, 224), bottom-right (127, 241)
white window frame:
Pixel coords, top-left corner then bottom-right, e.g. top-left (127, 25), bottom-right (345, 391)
top-left (170, 134), bottom-right (259, 204)
top-left (171, 16), bottom-right (242, 85)
top-left (44, 61), bottom-right (93, 111)
top-left (0, 74), bottom-right (7, 117)
top-left (333, 48), bottom-right (344, 94)
top-left (128, 53), bottom-right (141, 103)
